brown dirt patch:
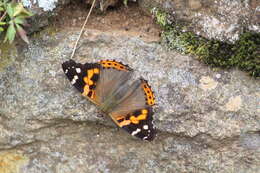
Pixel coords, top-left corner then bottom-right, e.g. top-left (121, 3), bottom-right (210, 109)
top-left (52, 1), bottom-right (161, 42)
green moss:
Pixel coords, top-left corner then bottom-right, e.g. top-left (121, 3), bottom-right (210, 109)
top-left (153, 8), bottom-right (260, 78)
top-left (153, 8), bottom-right (168, 28)
top-left (231, 33), bottom-right (260, 77)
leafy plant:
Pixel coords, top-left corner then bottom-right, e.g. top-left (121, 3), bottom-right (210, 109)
top-left (0, 0), bottom-right (33, 44)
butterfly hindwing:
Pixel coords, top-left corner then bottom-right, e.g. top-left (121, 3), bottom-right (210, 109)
top-left (109, 79), bottom-right (156, 141)
top-left (115, 107), bottom-right (155, 141)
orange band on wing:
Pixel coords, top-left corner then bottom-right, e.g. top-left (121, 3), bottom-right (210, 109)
top-left (118, 120), bottom-right (131, 127)
top-left (129, 109), bottom-right (148, 124)
top-left (142, 80), bottom-right (155, 105)
top-left (117, 109), bottom-right (148, 127)
top-left (99, 60), bottom-right (131, 71)
top-left (82, 68), bottom-right (100, 99)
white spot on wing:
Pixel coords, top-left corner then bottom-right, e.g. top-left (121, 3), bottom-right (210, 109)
top-left (143, 125), bottom-right (148, 130)
top-left (76, 68), bottom-right (81, 73)
top-left (131, 128), bottom-right (141, 136)
top-left (143, 136), bottom-right (148, 140)
top-left (71, 75), bottom-right (79, 85)
top-left (65, 69), bottom-right (68, 74)
top-left (71, 80), bottom-right (76, 85)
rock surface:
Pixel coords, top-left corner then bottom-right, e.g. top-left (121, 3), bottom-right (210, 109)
top-left (139, 0), bottom-right (260, 42)
top-left (0, 27), bottom-right (259, 172)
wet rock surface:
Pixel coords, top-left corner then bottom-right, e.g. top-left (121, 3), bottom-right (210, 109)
top-left (0, 28), bottom-right (259, 172)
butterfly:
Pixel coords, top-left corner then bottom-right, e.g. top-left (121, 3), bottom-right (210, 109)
top-left (62, 59), bottom-right (156, 141)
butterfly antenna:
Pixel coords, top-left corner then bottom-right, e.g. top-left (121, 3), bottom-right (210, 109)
top-left (70, 0), bottom-right (97, 59)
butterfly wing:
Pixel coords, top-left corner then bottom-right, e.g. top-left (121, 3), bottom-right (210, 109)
top-left (95, 60), bottom-right (134, 112)
top-left (62, 59), bottom-right (101, 105)
top-left (62, 60), bottom-right (156, 141)
top-left (109, 79), bottom-right (156, 141)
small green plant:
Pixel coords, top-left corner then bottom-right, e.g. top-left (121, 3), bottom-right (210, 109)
top-left (0, 0), bottom-right (33, 44)
top-left (152, 8), bottom-right (168, 28)
top-left (123, 0), bottom-right (128, 6)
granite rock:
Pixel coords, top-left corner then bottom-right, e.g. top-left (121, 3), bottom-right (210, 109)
top-left (0, 28), bottom-right (259, 172)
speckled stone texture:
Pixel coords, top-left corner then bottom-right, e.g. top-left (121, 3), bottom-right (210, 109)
top-left (0, 29), bottom-right (259, 173)
top-left (139, 0), bottom-right (260, 42)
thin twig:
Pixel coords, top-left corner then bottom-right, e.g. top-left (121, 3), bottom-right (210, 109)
top-left (1, 0), bottom-right (16, 22)
top-left (70, 0), bottom-right (96, 59)
top-left (0, 11), bottom-right (7, 22)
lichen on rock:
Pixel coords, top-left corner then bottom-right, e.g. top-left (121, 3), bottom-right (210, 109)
top-left (0, 152), bottom-right (29, 173)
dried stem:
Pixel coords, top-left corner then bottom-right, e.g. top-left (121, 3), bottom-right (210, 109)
top-left (0, 11), bottom-right (7, 22)
top-left (70, 0), bottom-right (96, 59)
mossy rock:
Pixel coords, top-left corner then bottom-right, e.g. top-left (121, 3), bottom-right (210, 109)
top-left (153, 8), bottom-right (260, 78)
top-left (231, 33), bottom-right (260, 77)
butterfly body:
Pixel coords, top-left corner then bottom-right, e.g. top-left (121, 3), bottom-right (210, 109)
top-left (62, 59), bottom-right (156, 141)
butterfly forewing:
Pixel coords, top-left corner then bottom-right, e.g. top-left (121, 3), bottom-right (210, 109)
top-left (95, 63), bottom-right (133, 112)
top-left (62, 59), bottom-right (101, 105)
